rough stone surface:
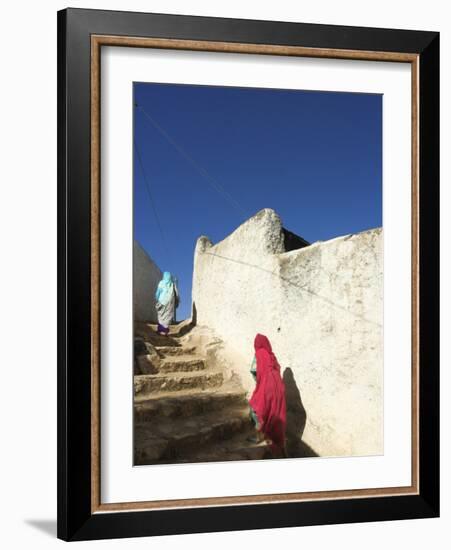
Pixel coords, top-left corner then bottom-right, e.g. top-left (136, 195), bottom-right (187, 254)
top-left (134, 369), bottom-right (224, 396)
top-left (133, 323), bottom-right (282, 465)
top-left (136, 354), bottom-right (159, 375)
top-left (192, 208), bottom-right (383, 458)
top-left (133, 240), bottom-right (162, 322)
top-left (134, 390), bottom-right (247, 421)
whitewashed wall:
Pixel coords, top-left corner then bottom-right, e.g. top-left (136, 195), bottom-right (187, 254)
top-left (192, 209), bottom-right (383, 457)
top-left (133, 240), bottom-right (162, 322)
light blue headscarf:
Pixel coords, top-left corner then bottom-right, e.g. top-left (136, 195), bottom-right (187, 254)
top-left (155, 272), bottom-right (174, 306)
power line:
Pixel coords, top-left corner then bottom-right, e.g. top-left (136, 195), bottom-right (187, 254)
top-left (204, 250), bottom-right (381, 328)
top-left (134, 102), bottom-right (249, 220)
top-left (133, 137), bottom-right (172, 266)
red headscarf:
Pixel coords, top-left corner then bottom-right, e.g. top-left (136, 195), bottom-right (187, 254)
top-left (249, 334), bottom-right (286, 452)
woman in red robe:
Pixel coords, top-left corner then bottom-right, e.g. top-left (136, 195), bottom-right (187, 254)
top-left (249, 334), bottom-right (287, 457)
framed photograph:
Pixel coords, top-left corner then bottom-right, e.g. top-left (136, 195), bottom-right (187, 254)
top-left (57, 8), bottom-right (439, 541)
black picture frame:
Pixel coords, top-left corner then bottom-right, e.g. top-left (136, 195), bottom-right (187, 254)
top-left (57, 7), bottom-right (439, 541)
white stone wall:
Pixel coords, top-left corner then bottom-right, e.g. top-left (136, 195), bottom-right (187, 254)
top-left (192, 209), bottom-right (383, 458)
top-left (133, 240), bottom-right (162, 323)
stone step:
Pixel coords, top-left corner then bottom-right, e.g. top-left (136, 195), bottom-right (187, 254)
top-left (144, 333), bottom-right (182, 348)
top-left (158, 356), bottom-right (206, 374)
top-left (134, 370), bottom-right (224, 397)
top-left (134, 406), bottom-right (251, 465)
top-left (134, 388), bottom-right (247, 421)
top-left (147, 319), bottom-right (193, 338)
top-left (164, 428), bottom-right (272, 464)
top-left (155, 345), bottom-right (196, 357)
top-left (134, 322), bottom-right (183, 348)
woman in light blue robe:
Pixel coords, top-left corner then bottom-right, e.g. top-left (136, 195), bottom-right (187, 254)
top-left (155, 272), bottom-right (179, 335)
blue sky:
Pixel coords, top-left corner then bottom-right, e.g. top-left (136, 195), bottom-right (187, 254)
top-left (134, 82), bottom-right (382, 320)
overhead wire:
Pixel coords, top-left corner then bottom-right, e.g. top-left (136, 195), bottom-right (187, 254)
top-left (133, 137), bottom-right (173, 267)
top-left (134, 102), bottom-right (249, 220)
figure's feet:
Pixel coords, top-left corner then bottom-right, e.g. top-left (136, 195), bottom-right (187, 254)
top-left (246, 432), bottom-right (264, 444)
top-left (156, 325), bottom-right (169, 336)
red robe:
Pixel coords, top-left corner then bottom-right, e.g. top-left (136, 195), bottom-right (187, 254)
top-left (249, 334), bottom-right (287, 452)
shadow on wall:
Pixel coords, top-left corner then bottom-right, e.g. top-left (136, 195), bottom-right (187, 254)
top-left (174, 301), bottom-right (197, 335)
top-left (283, 367), bottom-right (318, 458)
top-left (191, 301), bottom-right (197, 327)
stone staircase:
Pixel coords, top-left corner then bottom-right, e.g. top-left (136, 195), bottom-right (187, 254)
top-left (133, 321), bottom-right (270, 465)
